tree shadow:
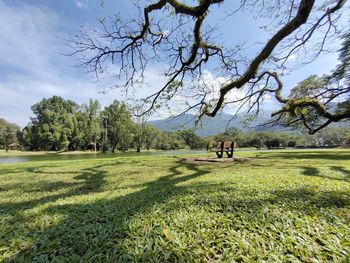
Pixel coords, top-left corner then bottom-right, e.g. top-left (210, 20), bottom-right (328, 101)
top-left (301, 166), bottom-right (320, 176)
top-left (300, 166), bottom-right (350, 182)
top-left (191, 186), bottom-right (349, 216)
top-left (2, 159), bottom-right (349, 261)
top-left (2, 160), bottom-right (210, 260)
top-left (330, 166), bottom-right (350, 179)
top-left (255, 151), bottom-right (350, 161)
top-left (0, 164), bottom-right (110, 215)
top-left (270, 188), bottom-right (348, 208)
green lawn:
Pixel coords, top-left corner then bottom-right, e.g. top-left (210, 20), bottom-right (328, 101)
top-left (0, 150), bottom-right (349, 262)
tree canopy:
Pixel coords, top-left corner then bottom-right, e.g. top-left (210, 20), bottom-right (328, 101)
top-left (0, 118), bottom-right (20, 150)
top-left (67, 0), bottom-right (348, 133)
top-left (271, 31), bottom-right (350, 134)
top-left (103, 100), bottom-right (135, 152)
top-left (19, 96), bottom-right (182, 152)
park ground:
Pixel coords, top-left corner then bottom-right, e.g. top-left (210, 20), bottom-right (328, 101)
top-left (0, 149), bottom-right (349, 262)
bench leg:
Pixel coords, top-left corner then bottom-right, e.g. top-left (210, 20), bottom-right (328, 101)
top-left (216, 151), bottom-right (223, 158)
top-left (226, 148), bottom-right (234, 158)
top-left (227, 143), bottom-right (234, 158)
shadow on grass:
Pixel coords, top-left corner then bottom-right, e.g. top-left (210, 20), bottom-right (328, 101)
top-left (0, 164), bottom-right (110, 214)
top-left (1, 159), bottom-right (211, 261)
top-left (330, 166), bottom-right (350, 178)
top-left (255, 150), bottom-right (350, 161)
top-left (1, 158), bottom-right (349, 261)
top-left (301, 166), bottom-right (319, 176)
top-left (300, 166), bottom-right (350, 182)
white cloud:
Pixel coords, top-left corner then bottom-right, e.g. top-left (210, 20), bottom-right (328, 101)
top-left (0, 1), bottom-right (119, 127)
top-left (75, 0), bottom-right (86, 9)
top-left (198, 70), bottom-right (246, 108)
top-left (287, 53), bottom-right (298, 61)
top-left (193, 70), bottom-right (278, 115)
top-left (0, 73), bottom-right (121, 126)
top-left (0, 1), bottom-right (60, 77)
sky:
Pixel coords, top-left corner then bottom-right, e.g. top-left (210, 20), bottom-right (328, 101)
top-left (0, 0), bottom-right (348, 127)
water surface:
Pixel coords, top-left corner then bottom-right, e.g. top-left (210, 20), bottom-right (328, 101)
top-left (0, 150), bottom-right (206, 164)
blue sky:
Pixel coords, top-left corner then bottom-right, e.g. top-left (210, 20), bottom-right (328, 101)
top-left (0, 0), bottom-right (348, 127)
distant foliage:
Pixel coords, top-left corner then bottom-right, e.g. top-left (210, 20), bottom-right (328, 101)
top-left (17, 96), bottom-right (205, 152)
top-left (178, 129), bottom-right (206, 150)
top-left (208, 128), bottom-right (349, 149)
top-left (103, 101), bottom-right (135, 152)
top-left (12, 96), bottom-right (350, 152)
top-left (0, 118), bottom-right (20, 150)
top-left (20, 96), bottom-right (81, 151)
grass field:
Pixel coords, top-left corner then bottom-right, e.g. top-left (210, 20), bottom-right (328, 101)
top-left (0, 150), bottom-right (349, 262)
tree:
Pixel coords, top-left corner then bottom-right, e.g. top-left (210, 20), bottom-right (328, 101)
top-left (134, 107), bottom-right (147, 152)
top-left (3, 127), bottom-right (18, 152)
top-left (178, 129), bottom-right (205, 149)
top-left (223, 127), bottom-right (242, 139)
top-left (69, 111), bottom-right (89, 151)
top-left (345, 130), bottom-right (350, 146)
top-left (22, 96), bottom-right (79, 151)
top-left (68, 0), bottom-right (346, 130)
top-left (312, 127), bottom-right (349, 147)
top-left (271, 31), bottom-right (350, 134)
top-left (143, 125), bottom-right (161, 151)
top-left (0, 118), bottom-right (20, 150)
top-left (248, 137), bottom-right (265, 149)
top-left (82, 99), bottom-right (102, 151)
top-left (155, 131), bottom-right (185, 150)
top-left (213, 127), bottom-right (242, 143)
top-left (103, 101), bottom-right (134, 152)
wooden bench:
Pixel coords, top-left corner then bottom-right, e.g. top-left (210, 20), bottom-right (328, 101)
top-left (211, 141), bottom-right (234, 158)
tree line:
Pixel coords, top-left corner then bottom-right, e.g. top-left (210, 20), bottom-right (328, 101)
top-left (1, 96), bottom-right (349, 152)
top-left (16, 96), bottom-right (206, 152)
top-left (208, 127), bottom-right (350, 149)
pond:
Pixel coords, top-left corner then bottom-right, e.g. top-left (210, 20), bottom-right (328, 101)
top-left (0, 150), bottom-right (207, 164)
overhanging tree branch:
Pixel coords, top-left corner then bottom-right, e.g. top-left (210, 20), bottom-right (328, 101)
top-left (66, 0), bottom-right (347, 129)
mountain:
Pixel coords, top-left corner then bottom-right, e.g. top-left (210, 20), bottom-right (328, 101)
top-left (148, 111), bottom-right (350, 137)
top-left (148, 111), bottom-right (285, 137)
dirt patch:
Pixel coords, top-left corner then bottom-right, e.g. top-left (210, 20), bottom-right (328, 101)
top-left (183, 156), bottom-right (250, 164)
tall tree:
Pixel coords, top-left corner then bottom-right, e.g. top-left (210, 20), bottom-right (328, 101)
top-left (134, 107), bottom-right (147, 152)
top-left (143, 125), bottom-right (161, 151)
top-left (82, 99), bottom-right (102, 151)
top-left (224, 127), bottom-right (242, 139)
top-left (178, 129), bottom-right (205, 149)
top-left (103, 101), bottom-right (134, 152)
top-left (24, 96), bottom-right (79, 151)
top-left (68, 111), bottom-right (88, 151)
